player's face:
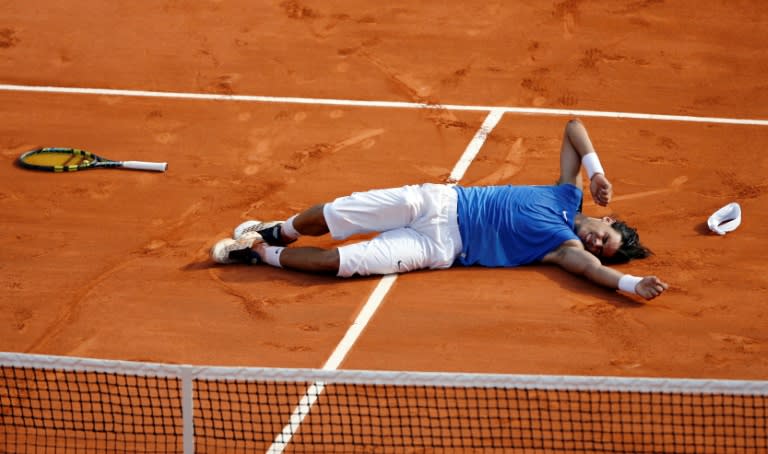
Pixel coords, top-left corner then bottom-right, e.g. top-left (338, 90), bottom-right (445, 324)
top-left (577, 217), bottom-right (622, 259)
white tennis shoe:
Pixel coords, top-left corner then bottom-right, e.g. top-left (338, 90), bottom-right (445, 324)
top-left (210, 232), bottom-right (263, 264)
top-left (707, 202), bottom-right (742, 235)
top-left (234, 220), bottom-right (295, 246)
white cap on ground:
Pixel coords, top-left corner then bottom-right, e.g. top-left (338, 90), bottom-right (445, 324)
top-left (707, 202), bottom-right (742, 235)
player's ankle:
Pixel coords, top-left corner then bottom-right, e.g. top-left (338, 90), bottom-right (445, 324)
top-left (281, 215), bottom-right (300, 242)
top-left (259, 245), bottom-right (284, 268)
top-left (227, 247), bottom-right (260, 265)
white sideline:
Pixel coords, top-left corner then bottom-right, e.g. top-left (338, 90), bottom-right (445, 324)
top-left (449, 108), bottom-right (505, 182)
top-left (266, 275), bottom-right (397, 453)
top-left (1, 83), bottom-right (767, 126)
top-left (266, 110), bottom-right (504, 453)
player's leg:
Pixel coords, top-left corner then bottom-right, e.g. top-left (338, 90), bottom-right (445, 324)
top-left (235, 185), bottom-right (427, 245)
top-left (322, 185), bottom-right (427, 240)
top-left (318, 184), bottom-right (459, 275)
top-left (293, 204), bottom-right (330, 235)
top-left (264, 244), bottom-right (340, 274)
top-left (251, 227), bottom-right (444, 276)
top-left (334, 227), bottom-right (453, 276)
top-left (211, 232), bottom-right (339, 270)
top-left (214, 185), bottom-right (439, 268)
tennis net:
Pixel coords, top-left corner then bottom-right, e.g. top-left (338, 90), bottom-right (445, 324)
top-left (1, 352), bottom-right (766, 453)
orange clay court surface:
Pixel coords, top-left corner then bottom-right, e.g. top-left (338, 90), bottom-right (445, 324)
top-left (0, 1), bottom-right (767, 380)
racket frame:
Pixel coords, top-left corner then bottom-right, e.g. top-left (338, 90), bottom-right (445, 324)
top-left (18, 148), bottom-right (167, 172)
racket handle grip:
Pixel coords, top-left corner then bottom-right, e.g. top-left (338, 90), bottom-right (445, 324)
top-left (122, 161), bottom-right (168, 172)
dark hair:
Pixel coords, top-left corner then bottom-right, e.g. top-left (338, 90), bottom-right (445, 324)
top-left (605, 220), bottom-right (652, 264)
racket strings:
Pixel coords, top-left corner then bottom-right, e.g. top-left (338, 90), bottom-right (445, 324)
top-left (21, 150), bottom-right (91, 168)
top-left (62, 154), bottom-right (85, 166)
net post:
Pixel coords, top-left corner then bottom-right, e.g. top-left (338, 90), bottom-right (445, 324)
top-left (180, 367), bottom-right (195, 454)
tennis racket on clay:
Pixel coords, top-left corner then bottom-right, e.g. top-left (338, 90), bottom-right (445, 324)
top-left (18, 147), bottom-right (167, 172)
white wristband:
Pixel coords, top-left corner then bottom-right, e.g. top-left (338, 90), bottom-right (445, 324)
top-left (582, 152), bottom-right (605, 180)
top-left (618, 275), bottom-right (642, 294)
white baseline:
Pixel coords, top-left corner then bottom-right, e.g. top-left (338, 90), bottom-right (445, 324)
top-left (0, 83), bottom-right (767, 126)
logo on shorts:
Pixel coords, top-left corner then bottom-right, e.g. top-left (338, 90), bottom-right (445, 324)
top-left (397, 260), bottom-right (404, 271)
top-left (562, 210), bottom-right (568, 223)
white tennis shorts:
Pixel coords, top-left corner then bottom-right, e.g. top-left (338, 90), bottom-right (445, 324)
top-left (323, 183), bottom-right (463, 277)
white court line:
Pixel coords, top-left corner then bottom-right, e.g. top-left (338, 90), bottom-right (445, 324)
top-left (449, 109), bottom-right (505, 182)
top-left (1, 83), bottom-right (767, 126)
top-left (266, 110), bottom-right (504, 454)
top-left (267, 275), bottom-right (396, 453)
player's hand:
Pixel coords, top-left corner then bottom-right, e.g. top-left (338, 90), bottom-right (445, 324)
top-left (589, 173), bottom-right (612, 206)
top-left (635, 276), bottom-right (669, 300)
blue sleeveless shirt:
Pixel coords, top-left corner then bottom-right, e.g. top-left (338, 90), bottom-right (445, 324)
top-left (453, 184), bottom-right (582, 267)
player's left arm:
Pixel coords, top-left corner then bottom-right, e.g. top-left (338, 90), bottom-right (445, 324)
top-left (556, 119), bottom-right (613, 207)
top-left (541, 241), bottom-right (669, 300)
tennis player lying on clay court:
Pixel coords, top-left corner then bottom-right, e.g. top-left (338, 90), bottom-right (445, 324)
top-left (211, 119), bottom-right (669, 300)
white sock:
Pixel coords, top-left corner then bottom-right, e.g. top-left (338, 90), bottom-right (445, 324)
top-left (281, 215), bottom-right (300, 241)
top-left (261, 246), bottom-right (284, 268)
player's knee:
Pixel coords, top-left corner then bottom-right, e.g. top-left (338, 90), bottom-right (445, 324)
top-left (297, 204), bottom-right (330, 236)
top-left (314, 204), bottom-right (330, 231)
